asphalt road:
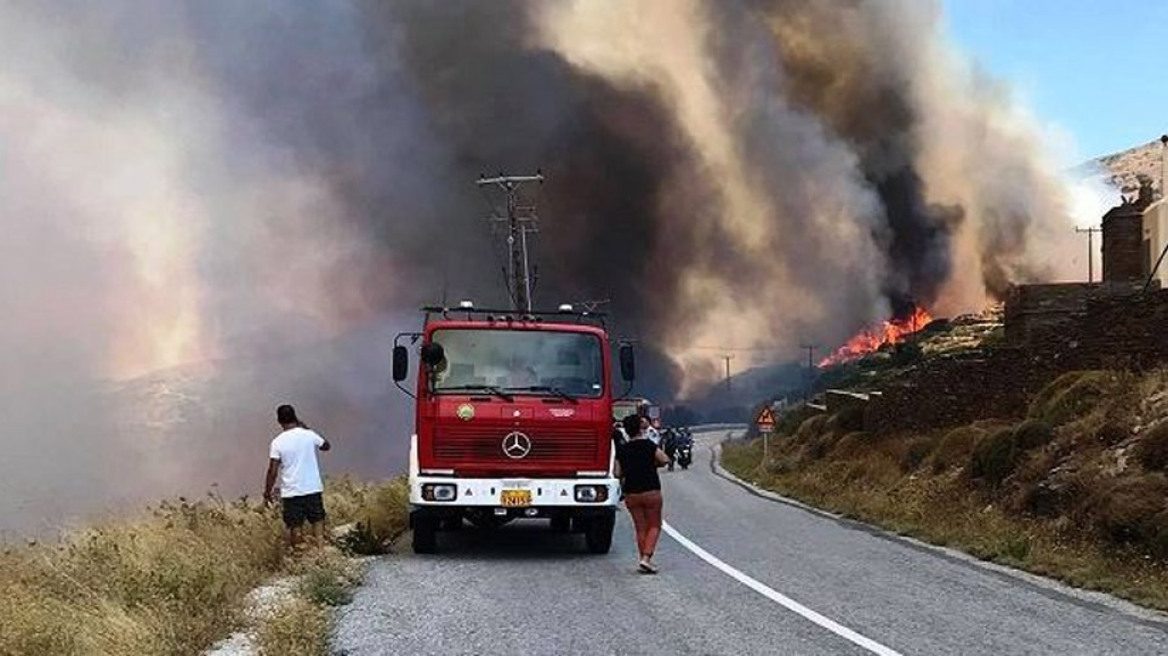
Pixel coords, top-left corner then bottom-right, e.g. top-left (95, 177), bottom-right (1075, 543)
top-left (335, 429), bottom-right (1168, 655)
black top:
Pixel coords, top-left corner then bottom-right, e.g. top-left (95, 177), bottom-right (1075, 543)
top-left (617, 438), bottom-right (661, 494)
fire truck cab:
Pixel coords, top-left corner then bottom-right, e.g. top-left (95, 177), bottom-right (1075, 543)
top-left (393, 304), bottom-right (635, 554)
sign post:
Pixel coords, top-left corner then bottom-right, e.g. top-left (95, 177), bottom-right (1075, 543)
top-left (756, 406), bottom-right (776, 463)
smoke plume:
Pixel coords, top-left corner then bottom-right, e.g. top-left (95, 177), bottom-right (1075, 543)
top-left (1, 0), bottom-right (1083, 528)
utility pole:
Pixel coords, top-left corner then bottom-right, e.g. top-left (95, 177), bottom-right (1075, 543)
top-left (570, 298), bottom-right (611, 313)
top-left (721, 354), bottom-right (735, 400)
top-left (1146, 135), bottom-right (1168, 292)
top-left (799, 343), bottom-right (819, 404)
top-left (1075, 226), bottom-right (1102, 284)
top-left (477, 172), bottom-right (544, 312)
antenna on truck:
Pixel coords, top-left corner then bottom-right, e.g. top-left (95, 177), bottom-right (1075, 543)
top-left (477, 172), bottom-right (544, 313)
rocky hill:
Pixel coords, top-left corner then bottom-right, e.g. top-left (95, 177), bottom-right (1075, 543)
top-left (1093, 138), bottom-right (1166, 196)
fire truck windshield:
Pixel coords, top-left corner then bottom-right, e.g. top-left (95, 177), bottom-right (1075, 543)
top-left (429, 329), bottom-right (604, 398)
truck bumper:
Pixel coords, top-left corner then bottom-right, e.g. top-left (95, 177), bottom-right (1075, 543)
top-left (409, 475), bottom-right (620, 509)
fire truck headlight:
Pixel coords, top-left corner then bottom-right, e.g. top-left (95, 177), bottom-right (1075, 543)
top-left (574, 485), bottom-right (608, 503)
top-left (421, 484), bottom-right (458, 502)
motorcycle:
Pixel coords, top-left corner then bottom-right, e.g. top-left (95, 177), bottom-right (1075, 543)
top-left (675, 442), bottom-right (693, 470)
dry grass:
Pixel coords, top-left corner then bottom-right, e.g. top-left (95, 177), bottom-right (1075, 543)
top-left (0, 477), bottom-right (407, 656)
top-left (255, 598), bottom-right (329, 656)
top-left (723, 369), bottom-right (1168, 611)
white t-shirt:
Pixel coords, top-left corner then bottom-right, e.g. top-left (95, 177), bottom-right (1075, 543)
top-left (646, 426), bottom-right (661, 446)
top-left (269, 427), bottom-right (326, 498)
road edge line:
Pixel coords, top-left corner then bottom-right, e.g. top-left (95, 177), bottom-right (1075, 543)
top-left (708, 436), bottom-right (1168, 631)
top-left (662, 521), bottom-right (903, 656)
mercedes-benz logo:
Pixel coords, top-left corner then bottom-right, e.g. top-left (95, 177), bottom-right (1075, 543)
top-left (501, 431), bottom-right (532, 459)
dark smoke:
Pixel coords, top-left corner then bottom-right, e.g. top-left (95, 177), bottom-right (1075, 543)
top-left (1, 0), bottom-right (1081, 530)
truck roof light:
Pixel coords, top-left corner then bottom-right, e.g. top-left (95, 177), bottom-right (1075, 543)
top-left (458, 300), bottom-right (474, 309)
top-left (558, 304), bottom-right (574, 312)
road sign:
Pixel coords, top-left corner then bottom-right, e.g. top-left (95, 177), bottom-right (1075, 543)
top-left (756, 406), bottom-right (776, 434)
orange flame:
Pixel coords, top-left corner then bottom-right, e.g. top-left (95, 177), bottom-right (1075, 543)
top-left (818, 306), bottom-right (933, 368)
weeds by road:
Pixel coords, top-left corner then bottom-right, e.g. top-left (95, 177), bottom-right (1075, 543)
top-left (723, 369), bottom-right (1168, 611)
top-left (0, 476), bottom-right (408, 655)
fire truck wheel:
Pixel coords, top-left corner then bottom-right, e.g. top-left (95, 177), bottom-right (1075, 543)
top-left (584, 512), bottom-right (615, 554)
top-left (412, 517), bottom-right (438, 554)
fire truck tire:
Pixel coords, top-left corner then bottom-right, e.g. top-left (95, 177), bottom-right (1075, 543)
top-left (584, 512), bottom-right (615, 554)
top-left (412, 517), bottom-right (438, 554)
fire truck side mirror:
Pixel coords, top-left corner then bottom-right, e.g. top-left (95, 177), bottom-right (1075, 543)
top-left (392, 346), bottom-right (409, 382)
top-left (619, 344), bottom-right (636, 381)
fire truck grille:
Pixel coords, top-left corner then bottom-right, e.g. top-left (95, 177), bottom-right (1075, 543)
top-left (433, 426), bottom-right (599, 462)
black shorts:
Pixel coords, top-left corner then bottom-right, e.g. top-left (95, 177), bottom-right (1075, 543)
top-left (282, 492), bottom-right (326, 528)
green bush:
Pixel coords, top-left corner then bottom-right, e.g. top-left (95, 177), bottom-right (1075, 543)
top-left (299, 566), bottom-right (354, 607)
top-left (1029, 371), bottom-right (1115, 427)
top-left (971, 429), bottom-right (1019, 486)
top-left (931, 425), bottom-right (986, 472)
top-left (1013, 420), bottom-right (1055, 451)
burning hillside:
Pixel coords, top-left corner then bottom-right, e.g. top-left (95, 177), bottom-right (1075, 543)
top-left (819, 307), bottom-right (934, 367)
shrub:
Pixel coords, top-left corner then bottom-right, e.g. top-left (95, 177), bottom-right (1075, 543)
top-left (900, 436), bottom-right (938, 472)
top-left (774, 405), bottom-right (817, 437)
top-left (830, 432), bottom-right (870, 460)
top-left (971, 428), bottom-right (1019, 486)
top-left (1091, 476), bottom-right (1168, 559)
top-left (833, 406), bottom-right (866, 433)
top-left (1029, 371), bottom-right (1116, 427)
top-left (794, 414), bottom-right (829, 442)
top-left (1136, 422), bottom-right (1168, 472)
top-left (1013, 420), bottom-right (1055, 451)
top-left (299, 566), bottom-right (354, 607)
top-left (931, 425), bottom-right (986, 472)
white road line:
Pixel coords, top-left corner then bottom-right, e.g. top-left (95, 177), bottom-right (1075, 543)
top-left (663, 522), bottom-right (903, 656)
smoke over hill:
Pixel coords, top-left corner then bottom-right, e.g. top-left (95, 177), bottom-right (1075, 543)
top-left (1, 0), bottom-right (1084, 528)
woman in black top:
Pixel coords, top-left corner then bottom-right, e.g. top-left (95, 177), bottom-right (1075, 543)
top-left (615, 414), bottom-right (669, 573)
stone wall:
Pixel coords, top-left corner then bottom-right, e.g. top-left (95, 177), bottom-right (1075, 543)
top-left (867, 289), bottom-right (1168, 434)
top-left (1003, 281), bottom-right (1150, 344)
top-left (1103, 201), bottom-right (1147, 282)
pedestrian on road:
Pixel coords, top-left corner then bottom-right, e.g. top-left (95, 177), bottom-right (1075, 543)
top-left (264, 404), bottom-right (332, 549)
top-left (615, 414), bottom-right (669, 574)
top-left (641, 415), bottom-right (661, 447)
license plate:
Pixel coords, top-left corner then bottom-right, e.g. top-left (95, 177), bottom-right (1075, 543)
top-left (500, 489), bottom-right (532, 507)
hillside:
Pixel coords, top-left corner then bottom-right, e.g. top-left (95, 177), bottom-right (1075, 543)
top-left (1093, 138), bottom-right (1166, 196)
top-left (725, 283), bottom-right (1168, 610)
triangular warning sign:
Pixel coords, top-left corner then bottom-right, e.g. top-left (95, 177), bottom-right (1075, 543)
top-left (756, 407), bottom-right (776, 426)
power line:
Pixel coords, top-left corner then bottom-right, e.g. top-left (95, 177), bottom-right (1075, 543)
top-left (477, 172), bottom-right (544, 312)
top-left (1074, 225), bottom-right (1102, 284)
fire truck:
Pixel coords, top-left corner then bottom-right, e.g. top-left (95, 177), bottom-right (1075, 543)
top-left (392, 303), bottom-right (635, 554)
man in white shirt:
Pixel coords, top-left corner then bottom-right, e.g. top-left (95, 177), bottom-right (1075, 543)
top-left (264, 404), bottom-right (331, 548)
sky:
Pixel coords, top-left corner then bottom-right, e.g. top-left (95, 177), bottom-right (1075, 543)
top-left (943, 0), bottom-right (1168, 159)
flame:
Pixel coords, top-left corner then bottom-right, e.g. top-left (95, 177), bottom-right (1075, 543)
top-left (819, 306), bottom-right (933, 367)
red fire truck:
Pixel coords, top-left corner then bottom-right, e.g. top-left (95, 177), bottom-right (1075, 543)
top-left (392, 303), bottom-right (635, 554)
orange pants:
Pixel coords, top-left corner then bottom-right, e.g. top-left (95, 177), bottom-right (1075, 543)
top-left (624, 490), bottom-right (663, 558)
